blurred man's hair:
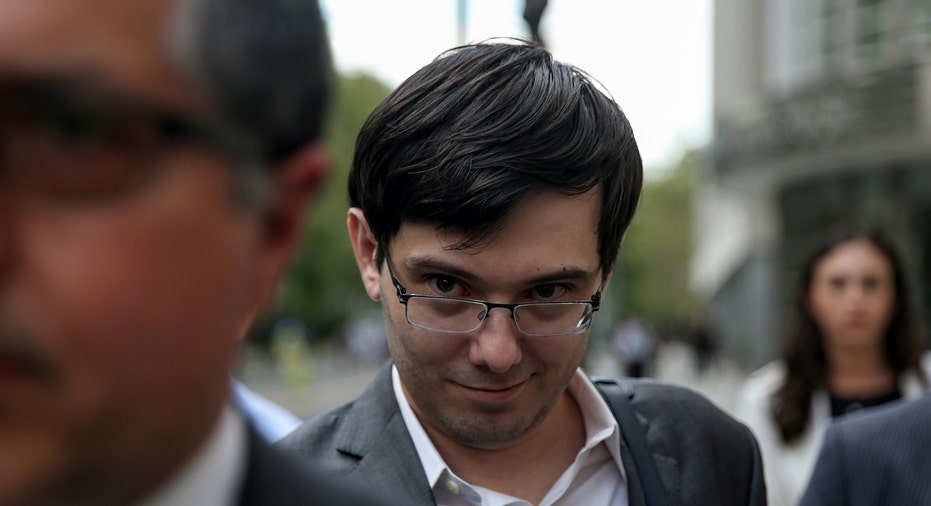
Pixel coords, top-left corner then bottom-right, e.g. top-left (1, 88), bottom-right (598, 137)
top-left (170, 0), bottom-right (333, 163)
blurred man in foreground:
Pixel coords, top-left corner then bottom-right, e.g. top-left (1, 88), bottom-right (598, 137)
top-left (0, 0), bottom-right (385, 503)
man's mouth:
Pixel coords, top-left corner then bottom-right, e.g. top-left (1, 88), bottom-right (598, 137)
top-left (459, 379), bottom-right (527, 404)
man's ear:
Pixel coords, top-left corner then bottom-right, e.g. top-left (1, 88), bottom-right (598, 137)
top-left (251, 143), bottom-right (329, 313)
top-left (347, 207), bottom-right (382, 301)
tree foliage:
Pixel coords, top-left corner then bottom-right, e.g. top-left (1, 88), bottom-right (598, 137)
top-left (612, 150), bottom-right (701, 335)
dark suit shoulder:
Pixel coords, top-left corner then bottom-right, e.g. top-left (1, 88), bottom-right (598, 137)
top-left (625, 379), bottom-right (751, 437)
top-left (622, 379), bottom-right (766, 506)
top-left (802, 396), bottom-right (931, 505)
top-left (242, 426), bottom-right (391, 506)
top-left (827, 395), bottom-right (931, 476)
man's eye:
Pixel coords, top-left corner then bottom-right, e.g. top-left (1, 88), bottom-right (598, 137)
top-left (532, 284), bottom-right (566, 301)
top-left (428, 276), bottom-right (465, 297)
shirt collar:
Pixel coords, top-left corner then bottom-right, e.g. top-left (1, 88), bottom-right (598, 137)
top-left (392, 365), bottom-right (449, 488)
top-left (139, 404), bottom-right (248, 506)
top-left (567, 372), bottom-right (627, 483)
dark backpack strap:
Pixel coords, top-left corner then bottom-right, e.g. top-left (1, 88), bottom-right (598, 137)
top-left (594, 378), bottom-right (670, 506)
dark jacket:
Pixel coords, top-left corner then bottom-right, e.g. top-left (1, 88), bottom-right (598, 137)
top-left (800, 394), bottom-right (931, 506)
top-left (241, 424), bottom-right (391, 505)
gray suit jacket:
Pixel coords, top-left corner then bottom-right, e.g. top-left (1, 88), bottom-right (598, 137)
top-left (278, 362), bottom-right (765, 506)
top-left (800, 394), bottom-right (931, 506)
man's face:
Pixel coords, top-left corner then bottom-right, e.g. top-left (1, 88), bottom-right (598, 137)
top-left (360, 189), bottom-right (603, 450)
top-left (0, 0), bottom-right (273, 502)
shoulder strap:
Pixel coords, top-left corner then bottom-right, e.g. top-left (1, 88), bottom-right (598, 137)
top-left (594, 378), bottom-right (670, 506)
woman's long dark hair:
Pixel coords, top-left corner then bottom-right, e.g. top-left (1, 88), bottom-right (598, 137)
top-left (771, 229), bottom-right (926, 443)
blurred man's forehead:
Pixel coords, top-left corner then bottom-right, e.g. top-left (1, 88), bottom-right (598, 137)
top-left (0, 0), bottom-right (208, 114)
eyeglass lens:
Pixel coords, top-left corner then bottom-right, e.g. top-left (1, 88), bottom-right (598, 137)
top-left (405, 297), bottom-right (593, 336)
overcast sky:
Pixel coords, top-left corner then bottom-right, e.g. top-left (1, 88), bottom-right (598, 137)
top-left (318, 0), bottom-right (712, 176)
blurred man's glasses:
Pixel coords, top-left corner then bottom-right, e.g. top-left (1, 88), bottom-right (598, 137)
top-left (385, 254), bottom-right (602, 337)
top-left (0, 76), bottom-right (265, 204)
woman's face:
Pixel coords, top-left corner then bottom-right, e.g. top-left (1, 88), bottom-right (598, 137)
top-left (807, 239), bottom-right (897, 354)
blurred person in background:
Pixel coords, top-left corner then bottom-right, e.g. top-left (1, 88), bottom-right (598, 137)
top-left (280, 40), bottom-right (765, 506)
top-left (611, 312), bottom-right (654, 378)
top-left (689, 313), bottom-right (719, 376)
top-left (735, 228), bottom-right (930, 506)
top-left (0, 0), bottom-right (389, 503)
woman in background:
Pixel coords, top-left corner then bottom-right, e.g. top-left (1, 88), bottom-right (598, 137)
top-left (736, 229), bottom-right (929, 506)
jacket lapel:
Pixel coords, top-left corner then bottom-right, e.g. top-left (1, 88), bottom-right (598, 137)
top-left (334, 363), bottom-right (436, 505)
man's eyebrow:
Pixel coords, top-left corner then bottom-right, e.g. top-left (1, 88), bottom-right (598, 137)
top-left (401, 256), bottom-right (597, 286)
top-left (523, 268), bottom-right (597, 287)
top-left (402, 256), bottom-right (480, 282)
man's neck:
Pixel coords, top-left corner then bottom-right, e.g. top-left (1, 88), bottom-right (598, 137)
top-left (426, 389), bottom-right (586, 505)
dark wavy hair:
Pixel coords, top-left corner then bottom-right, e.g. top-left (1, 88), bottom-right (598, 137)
top-left (348, 40), bottom-right (643, 278)
top-left (771, 228), bottom-right (926, 443)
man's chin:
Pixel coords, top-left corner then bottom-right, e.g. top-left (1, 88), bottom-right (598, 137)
top-left (434, 409), bottom-right (547, 450)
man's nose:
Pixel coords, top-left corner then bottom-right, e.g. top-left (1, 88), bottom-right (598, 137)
top-left (468, 307), bottom-right (522, 373)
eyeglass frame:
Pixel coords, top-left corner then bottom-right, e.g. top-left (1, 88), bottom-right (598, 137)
top-left (383, 253), bottom-right (603, 337)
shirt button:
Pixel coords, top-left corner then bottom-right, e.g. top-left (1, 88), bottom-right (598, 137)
top-left (445, 480), bottom-right (461, 495)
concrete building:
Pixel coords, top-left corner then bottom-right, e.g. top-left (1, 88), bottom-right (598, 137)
top-left (695, 0), bottom-right (931, 367)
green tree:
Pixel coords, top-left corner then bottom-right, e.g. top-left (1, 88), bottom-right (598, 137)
top-left (612, 149), bottom-right (701, 336)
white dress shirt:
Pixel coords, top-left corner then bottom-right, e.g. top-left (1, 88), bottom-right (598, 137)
top-left (140, 404), bottom-right (248, 506)
top-left (393, 366), bottom-right (628, 506)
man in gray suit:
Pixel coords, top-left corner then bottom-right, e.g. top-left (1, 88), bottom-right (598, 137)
top-left (801, 395), bottom-right (931, 505)
top-left (280, 40), bottom-right (765, 505)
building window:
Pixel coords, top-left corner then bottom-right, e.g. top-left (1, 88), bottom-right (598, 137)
top-left (822, 0), bottom-right (845, 72)
top-left (907, 0), bottom-right (931, 49)
top-left (856, 0), bottom-right (890, 63)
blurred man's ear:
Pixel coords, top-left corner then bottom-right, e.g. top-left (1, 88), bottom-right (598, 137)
top-left (347, 208), bottom-right (382, 302)
top-left (250, 144), bottom-right (329, 314)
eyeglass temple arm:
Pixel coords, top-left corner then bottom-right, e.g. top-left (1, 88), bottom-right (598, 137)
top-left (590, 285), bottom-right (603, 311)
top-left (383, 255), bottom-right (410, 303)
